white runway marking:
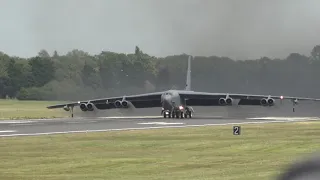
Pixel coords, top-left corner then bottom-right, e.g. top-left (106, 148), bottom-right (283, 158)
top-left (65, 121), bottom-right (84, 124)
top-left (0, 120), bottom-right (35, 124)
top-left (1, 118), bottom-right (319, 137)
top-left (247, 117), bottom-right (320, 121)
top-left (138, 122), bottom-right (185, 125)
top-left (0, 130), bottom-right (17, 133)
top-left (87, 121), bottom-right (97, 123)
top-left (9, 124), bottom-right (33, 126)
top-left (97, 116), bottom-right (162, 119)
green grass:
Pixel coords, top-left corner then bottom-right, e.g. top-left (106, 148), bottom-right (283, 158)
top-left (0, 99), bottom-right (69, 119)
top-left (1, 121), bottom-right (320, 180)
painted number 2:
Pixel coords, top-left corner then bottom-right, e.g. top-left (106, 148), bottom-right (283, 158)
top-left (233, 126), bottom-right (241, 135)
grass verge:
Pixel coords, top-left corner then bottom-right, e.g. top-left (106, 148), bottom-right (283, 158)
top-left (1, 121), bottom-right (320, 180)
top-left (0, 99), bottom-right (68, 119)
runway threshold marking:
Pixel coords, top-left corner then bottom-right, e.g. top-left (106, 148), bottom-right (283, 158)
top-left (1, 118), bottom-right (319, 137)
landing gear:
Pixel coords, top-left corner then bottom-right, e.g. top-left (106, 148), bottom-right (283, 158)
top-left (164, 110), bottom-right (192, 118)
top-left (71, 106), bottom-right (74, 118)
top-left (163, 111), bottom-right (172, 118)
top-left (185, 110), bottom-right (192, 118)
top-left (162, 108), bottom-right (193, 119)
top-left (170, 111), bottom-right (181, 118)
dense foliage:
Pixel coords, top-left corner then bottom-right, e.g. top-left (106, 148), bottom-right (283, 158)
top-left (1, 45), bottom-right (320, 101)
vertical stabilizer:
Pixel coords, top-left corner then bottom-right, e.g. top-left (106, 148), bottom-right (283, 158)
top-left (185, 55), bottom-right (192, 91)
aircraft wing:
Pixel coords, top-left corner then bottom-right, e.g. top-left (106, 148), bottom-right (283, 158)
top-left (47, 91), bottom-right (164, 110)
top-left (178, 91), bottom-right (320, 106)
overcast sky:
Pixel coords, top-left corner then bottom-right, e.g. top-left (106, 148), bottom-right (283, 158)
top-left (1, 0), bottom-right (320, 59)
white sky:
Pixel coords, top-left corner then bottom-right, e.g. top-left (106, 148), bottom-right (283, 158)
top-left (0, 0), bottom-right (320, 59)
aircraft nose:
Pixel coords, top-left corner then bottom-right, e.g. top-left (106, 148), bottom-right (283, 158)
top-left (163, 95), bottom-right (172, 107)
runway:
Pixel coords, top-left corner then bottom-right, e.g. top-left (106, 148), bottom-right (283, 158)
top-left (1, 115), bottom-right (320, 137)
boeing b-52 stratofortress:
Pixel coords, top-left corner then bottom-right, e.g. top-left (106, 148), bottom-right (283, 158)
top-left (47, 56), bottom-right (320, 118)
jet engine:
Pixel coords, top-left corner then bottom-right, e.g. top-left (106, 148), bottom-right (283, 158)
top-left (80, 103), bottom-right (87, 111)
top-left (226, 97), bottom-right (233, 105)
top-left (293, 99), bottom-right (298, 105)
top-left (267, 98), bottom-right (275, 106)
top-left (63, 105), bottom-right (70, 111)
top-left (121, 100), bottom-right (129, 108)
top-left (86, 103), bottom-right (94, 111)
top-left (219, 98), bottom-right (226, 105)
top-left (260, 98), bottom-right (275, 106)
top-left (114, 100), bottom-right (122, 108)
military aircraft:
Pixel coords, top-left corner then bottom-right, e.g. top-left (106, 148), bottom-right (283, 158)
top-left (47, 55), bottom-right (320, 118)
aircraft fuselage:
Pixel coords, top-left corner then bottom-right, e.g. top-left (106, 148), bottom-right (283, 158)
top-left (161, 90), bottom-right (186, 112)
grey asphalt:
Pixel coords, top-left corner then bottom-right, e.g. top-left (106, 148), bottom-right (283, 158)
top-left (1, 103), bottom-right (320, 137)
top-left (1, 115), bottom-right (320, 137)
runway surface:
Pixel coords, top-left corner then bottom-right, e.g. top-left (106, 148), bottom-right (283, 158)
top-left (1, 115), bottom-right (320, 137)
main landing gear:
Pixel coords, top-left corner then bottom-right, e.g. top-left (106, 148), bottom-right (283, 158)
top-left (162, 109), bottom-right (192, 119)
top-left (70, 106), bottom-right (74, 118)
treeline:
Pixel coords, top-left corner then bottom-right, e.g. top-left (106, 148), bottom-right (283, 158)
top-left (1, 45), bottom-right (320, 101)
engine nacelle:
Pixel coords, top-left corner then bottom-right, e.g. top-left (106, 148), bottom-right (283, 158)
top-left (219, 98), bottom-right (226, 105)
top-left (121, 100), bottom-right (129, 108)
top-left (293, 99), bottom-right (298, 105)
top-left (226, 97), bottom-right (233, 105)
top-left (260, 98), bottom-right (274, 106)
top-left (63, 105), bottom-right (70, 111)
top-left (80, 103), bottom-right (87, 111)
top-left (260, 98), bottom-right (267, 106)
top-left (267, 98), bottom-right (274, 106)
top-left (86, 103), bottom-right (94, 111)
top-left (114, 100), bottom-right (122, 108)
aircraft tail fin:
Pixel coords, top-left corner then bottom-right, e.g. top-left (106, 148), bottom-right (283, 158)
top-left (185, 55), bottom-right (192, 91)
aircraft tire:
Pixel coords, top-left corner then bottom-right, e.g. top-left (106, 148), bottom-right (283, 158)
top-left (184, 113), bottom-right (188, 118)
top-left (176, 111), bottom-right (180, 118)
top-left (180, 112), bottom-right (184, 118)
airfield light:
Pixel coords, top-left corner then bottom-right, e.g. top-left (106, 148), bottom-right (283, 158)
top-left (280, 96), bottom-right (283, 99)
top-left (179, 106), bottom-right (184, 110)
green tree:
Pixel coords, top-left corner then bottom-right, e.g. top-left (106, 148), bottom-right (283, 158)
top-left (28, 56), bottom-right (55, 87)
top-left (311, 45), bottom-right (320, 60)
